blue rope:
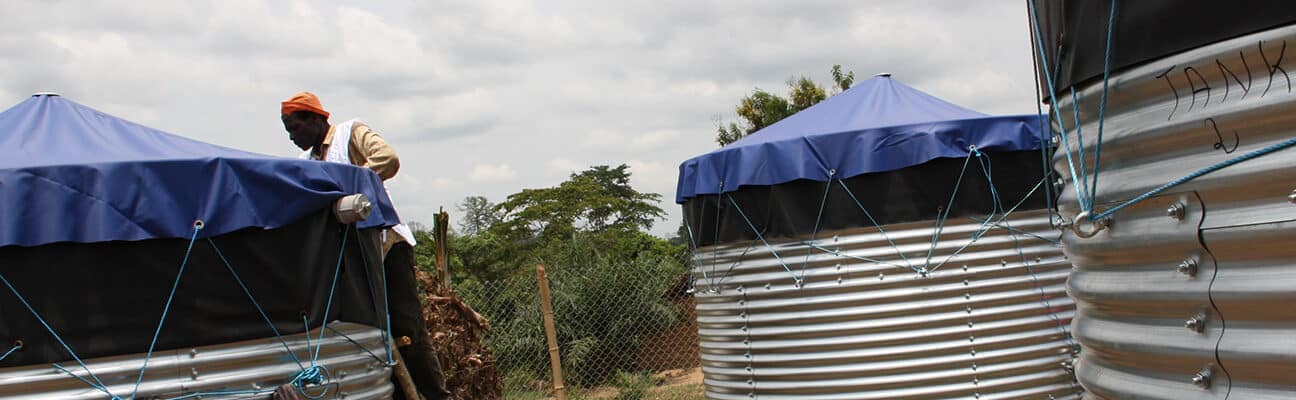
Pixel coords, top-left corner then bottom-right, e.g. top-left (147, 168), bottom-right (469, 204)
top-left (207, 238), bottom-right (304, 369)
top-left (837, 179), bottom-right (919, 272)
top-left (51, 363), bottom-right (114, 397)
top-left (1026, 5), bottom-right (1057, 228)
top-left (324, 325), bottom-right (387, 364)
top-left (0, 263), bottom-right (114, 396)
top-left (302, 314), bottom-right (313, 360)
top-left (973, 148), bottom-right (1005, 233)
top-left (1093, 137), bottom-right (1296, 220)
top-left (725, 194), bottom-right (801, 283)
top-left (927, 171), bottom-right (1048, 272)
top-left (293, 364), bottom-right (334, 400)
top-left (1069, 87), bottom-right (1092, 207)
top-left (799, 241), bottom-right (906, 270)
top-left (710, 189), bottom-right (723, 288)
top-left (799, 176), bottom-right (835, 279)
top-left (0, 342), bottom-right (20, 362)
top-left (1090, 0), bottom-right (1118, 206)
top-left (924, 150), bottom-right (976, 271)
top-left (312, 226), bottom-right (350, 364)
top-left (130, 225), bottom-right (203, 400)
top-left (681, 218), bottom-right (715, 293)
top-left (351, 225), bottom-right (395, 366)
top-left (1028, 0), bottom-right (1092, 212)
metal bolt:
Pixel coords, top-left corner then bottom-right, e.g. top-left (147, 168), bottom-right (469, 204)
top-left (189, 348), bottom-right (198, 358)
top-left (1185, 314), bottom-right (1206, 333)
top-left (1178, 258), bottom-right (1199, 277)
top-left (1051, 134), bottom-right (1061, 146)
top-left (1166, 202), bottom-right (1186, 220)
top-left (1288, 189), bottom-right (1296, 205)
top-left (190, 367), bottom-right (199, 380)
top-left (1192, 366), bottom-right (1213, 389)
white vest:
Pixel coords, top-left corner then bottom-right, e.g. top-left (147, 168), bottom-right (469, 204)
top-left (302, 119), bottom-right (417, 246)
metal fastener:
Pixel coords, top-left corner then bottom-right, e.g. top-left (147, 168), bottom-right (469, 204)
top-left (1192, 366), bottom-right (1213, 389)
top-left (1185, 314), bottom-right (1206, 333)
top-left (1178, 258), bottom-right (1199, 277)
top-left (1166, 202), bottom-right (1186, 220)
top-left (1051, 134), bottom-right (1061, 146)
top-left (190, 367), bottom-right (199, 380)
top-left (1288, 189), bottom-right (1296, 205)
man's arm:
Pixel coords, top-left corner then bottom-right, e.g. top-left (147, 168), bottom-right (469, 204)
top-left (351, 124), bottom-right (401, 180)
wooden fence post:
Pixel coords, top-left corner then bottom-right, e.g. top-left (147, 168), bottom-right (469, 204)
top-left (536, 263), bottom-right (567, 400)
top-left (433, 209), bottom-right (450, 287)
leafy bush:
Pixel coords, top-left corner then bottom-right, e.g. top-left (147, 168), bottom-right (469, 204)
top-left (453, 233), bottom-right (687, 391)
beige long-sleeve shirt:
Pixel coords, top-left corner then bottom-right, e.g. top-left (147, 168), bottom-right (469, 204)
top-left (309, 122), bottom-right (400, 180)
top-left (309, 121), bottom-right (406, 252)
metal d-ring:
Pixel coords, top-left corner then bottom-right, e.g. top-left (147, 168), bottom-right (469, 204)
top-left (1071, 211), bottom-right (1109, 238)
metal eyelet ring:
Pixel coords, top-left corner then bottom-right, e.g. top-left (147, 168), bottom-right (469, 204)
top-left (193, 220), bottom-right (205, 230)
top-left (1071, 211), bottom-right (1108, 238)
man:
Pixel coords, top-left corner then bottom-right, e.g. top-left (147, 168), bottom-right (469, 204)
top-left (281, 92), bottom-right (450, 400)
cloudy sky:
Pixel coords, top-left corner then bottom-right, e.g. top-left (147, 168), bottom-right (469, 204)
top-left (0, 0), bottom-right (1041, 237)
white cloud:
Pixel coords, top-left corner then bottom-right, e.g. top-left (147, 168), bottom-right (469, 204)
top-left (469, 163), bottom-right (518, 182)
top-left (547, 158), bottom-right (587, 175)
top-left (630, 130), bottom-right (683, 152)
top-left (0, 0), bottom-right (1040, 237)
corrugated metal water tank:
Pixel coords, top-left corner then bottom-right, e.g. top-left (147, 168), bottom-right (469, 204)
top-left (1051, 24), bottom-right (1296, 400)
top-left (692, 210), bottom-right (1080, 399)
top-left (0, 323), bottom-right (393, 400)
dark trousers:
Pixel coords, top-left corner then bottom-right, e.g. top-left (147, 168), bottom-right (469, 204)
top-left (386, 242), bottom-right (451, 400)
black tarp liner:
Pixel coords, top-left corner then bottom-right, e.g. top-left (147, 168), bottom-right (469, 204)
top-left (1031, 0), bottom-right (1296, 97)
top-left (683, 150), bottom-right (1051, 247)
top-left (0, 209), bottom-right (387, 367)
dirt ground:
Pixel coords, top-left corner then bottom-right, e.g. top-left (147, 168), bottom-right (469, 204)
top-left (572, 367), bottom-right (704, 400)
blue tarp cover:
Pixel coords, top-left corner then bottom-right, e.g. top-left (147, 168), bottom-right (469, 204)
top-left (0, 94), bottom-right (400, 247)
top-left (676, 75), bottom-right (1045, 203)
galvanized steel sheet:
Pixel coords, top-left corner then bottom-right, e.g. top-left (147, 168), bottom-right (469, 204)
top-left (692, 210), bottom-right (1079, 399)
top-left (0, 322), bottom-right (394, 399)
top-left (1050, 23), bottom-right (1296, 400)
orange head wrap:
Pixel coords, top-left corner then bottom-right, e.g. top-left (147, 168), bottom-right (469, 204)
top-left (280, 92), bottom-right (330, 119)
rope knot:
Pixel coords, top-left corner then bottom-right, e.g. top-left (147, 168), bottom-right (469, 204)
top-left (291, 365), bottom-right (325, 387)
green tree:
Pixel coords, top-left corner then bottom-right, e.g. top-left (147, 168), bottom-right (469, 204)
top-left (456, 195), bottom-right (500, 236)
top-left (715, 65), bottom-right (855, 146)
top-left (831, 64), bottom-right (855, 93)
top-left (493, 164), bottom-right (666, 242)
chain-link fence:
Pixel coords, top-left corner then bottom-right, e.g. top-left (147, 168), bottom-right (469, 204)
top-left (453, 258), bottom-right (703, 400)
